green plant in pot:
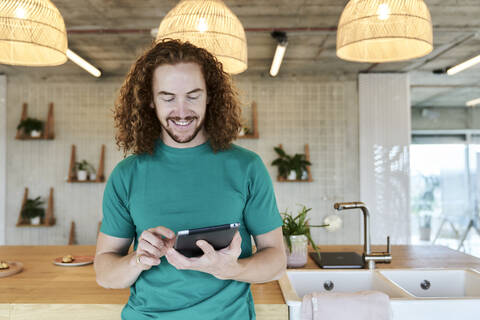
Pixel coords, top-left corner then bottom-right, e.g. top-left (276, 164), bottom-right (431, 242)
top-left (17, 117), bottom-right (44, 138)
top-left (21, 196), bottom-right (45, 225)
top-left (272, 147), bottom-right (292, 180)
top-left (282, 205), bottom-right (328, 268)
top-left (75, 160), bottom-right (95, 181)
top-left (289, 153), bottom-right (311, 180)
top-left (272, 147), bottom-right (311, 180)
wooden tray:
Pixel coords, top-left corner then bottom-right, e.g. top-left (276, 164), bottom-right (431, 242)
top-left (53, 256), bottom-right (94, 267)
top-left (0, 261), bottom-right (24, 278)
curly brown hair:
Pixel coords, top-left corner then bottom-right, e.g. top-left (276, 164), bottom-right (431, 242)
top-left (114, 39), bottom-right (242, 156)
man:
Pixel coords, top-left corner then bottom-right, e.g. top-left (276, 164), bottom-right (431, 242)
top-left (94, 39), bottom-right (286, 320)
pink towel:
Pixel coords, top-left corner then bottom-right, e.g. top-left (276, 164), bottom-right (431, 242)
top-left (301, 290), bottom-right (392, 320)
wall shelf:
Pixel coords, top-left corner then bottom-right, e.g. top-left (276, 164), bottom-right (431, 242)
top-left (67, 144), bottom-right (106, 183)
top-left (15, 102), bottom-right (55, 140)
top-left (238, 101), bottom-right (259, 139)
top-left (276, 144), bottom-right (313, 183)
top-left (16, 187), bottom-right (55, 227)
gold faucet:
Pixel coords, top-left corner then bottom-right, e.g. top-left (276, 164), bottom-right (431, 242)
top-left (334, 202), bottom-right (392, 269)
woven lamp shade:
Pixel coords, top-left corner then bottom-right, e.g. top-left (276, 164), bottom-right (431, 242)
top-left (156, 0), bottom-right (247, 74)
top-left (336, 0), bottom-right (433, 63)
top-left (0, 0), bottom-right (67, 66)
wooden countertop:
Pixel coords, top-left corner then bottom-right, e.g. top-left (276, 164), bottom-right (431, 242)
top-left (301, 244), bottom-right (480, 270)
top-left (1, 244), bottom-right (480, 306)
top-left (0, 245), bottom-right (283, 305)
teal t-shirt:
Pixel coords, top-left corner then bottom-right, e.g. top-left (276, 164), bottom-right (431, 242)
top-left (100, 139), bottom-right (282, 320)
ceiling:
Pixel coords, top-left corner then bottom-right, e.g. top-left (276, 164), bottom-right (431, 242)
top-left (1, 0), bottom-right (479, 108)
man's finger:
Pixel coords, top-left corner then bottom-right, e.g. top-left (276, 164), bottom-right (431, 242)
top-left (227, 231), bottom-right (242, 250)
top-left (196, 240), bottom-right (215, 255)
top-left (166, 248), bottom-right (192, 269)
top-left (141, 231), bottom-right (166, 250)
top-left (137, 253), bottom-right (161, 266)
top-left (150, 226), bottom-right (175, 239)
top-left (139, 239), bottom-right (163, 258)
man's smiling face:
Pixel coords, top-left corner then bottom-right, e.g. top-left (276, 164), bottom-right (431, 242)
top-left (151, 62), bottom-right (208, 148)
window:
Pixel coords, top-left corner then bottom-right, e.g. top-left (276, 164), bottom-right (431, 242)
top-left (410, 138), bottom-right (480, 257)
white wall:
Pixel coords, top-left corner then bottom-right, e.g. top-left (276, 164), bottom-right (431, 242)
top-left (359, 73), bottom-right (411, 244)
top-left (5, 74), bottom-right (361, 245)
top-left (0, 75), bottom-right (6, 245)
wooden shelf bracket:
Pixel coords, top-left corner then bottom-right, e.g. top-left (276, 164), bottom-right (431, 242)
top-left (16, 187), bottom-right (55, 227)
top-left (15, 102), bottom-right (55, 140)
top-left (276, 144), bottom-right (313, 182)
top-left (238, 101), bottom-right (259, 139)
top-left (67, 144), bottom-right (106, 183)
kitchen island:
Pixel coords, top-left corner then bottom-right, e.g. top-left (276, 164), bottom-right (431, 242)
top-left (0, 245), bottom-right (287, 320)
top-left (1, 245), bottom-right (480, 320)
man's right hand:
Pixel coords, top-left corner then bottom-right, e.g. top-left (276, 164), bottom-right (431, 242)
top-left (134, 226), bottom-right (175, 270)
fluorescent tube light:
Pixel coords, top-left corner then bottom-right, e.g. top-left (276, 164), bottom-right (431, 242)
top-left (447, 54), bottom-right (480, 75)
top-left (269, 43), bottom-right (287, 77)
top-left (269, 31), bottom-right (288, 77)
top-left (66, 49), bottom-right (101, 78)
top-left (466, 97), bottom-right (480, 107)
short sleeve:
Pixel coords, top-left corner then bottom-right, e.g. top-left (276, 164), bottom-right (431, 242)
top-left (243, 155), bottom-right (283, 236)
top-left (100, 163), bottom-right (136, 239)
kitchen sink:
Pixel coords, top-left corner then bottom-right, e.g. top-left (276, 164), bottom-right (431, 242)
top-left (286, 270), bottom-right (410, 298)
top-left (378, 268), bottom-right (480, 298)
top-left (280, 269), bottom-right (480, 320)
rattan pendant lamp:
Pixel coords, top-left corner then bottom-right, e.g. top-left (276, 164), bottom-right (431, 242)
top-left (156, 0), bottom-right (247, 74)
top-left (0, 0), bottom-right (68, 66)
top-left (336, 0), bottom-right (433, 63)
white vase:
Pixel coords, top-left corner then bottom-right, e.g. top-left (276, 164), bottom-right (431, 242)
top-left (77, 170), bottom-right (88, 181)
top-left (285, 235), bottom-right (308, 268)
top-left (287, 170), bottom-right (297, 180)
top-left (30, 130), bottom-right (41, 138)
top-left (30, 216), bottom-right (41, 225)
top-left (301, 169), bottom-right (308, 180)
top-left (89, 172), bottom-right (97, 181)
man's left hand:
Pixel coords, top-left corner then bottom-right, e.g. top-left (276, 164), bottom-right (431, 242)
top-left (165, 231), bottom-right (243, 280)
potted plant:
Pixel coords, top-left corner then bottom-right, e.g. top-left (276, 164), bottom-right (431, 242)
top-left (17, 117), bottom-right (44, 138)
top-left (282, 205), bottom-right (328, 268)
top-left (272, 147), bottom-right (311, 181)
top-left (238, 118), bottom-right (251, 137)
top-left (289, 153), bottom-right (311, 180)
top-left (75, 160), bottom-right (95, 181)
top-left (272, 147), bottom-right (292, 180)
top-left (21, 196), bottom-right (45, 225)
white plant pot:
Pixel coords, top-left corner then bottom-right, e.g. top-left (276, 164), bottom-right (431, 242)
top-left (285, 235), bottom-right (308, 268)
top-left (238, 127), bottom-right (245, 136)
top-left (89, 173), bottom-right (97, 181)
top-left (30, 216), bottom-right (41, 225)
top-left (77, 170), bottom-right (88, 181)
top-left (287, 170), bottom-right (297, 180)
top-left (301, 169), bottom-right (308, 180)
top-left (30, 130), bottom-right (41, 138)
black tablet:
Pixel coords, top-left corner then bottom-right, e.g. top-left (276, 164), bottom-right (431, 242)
top-left (174, 223), bottom-right (240, 257)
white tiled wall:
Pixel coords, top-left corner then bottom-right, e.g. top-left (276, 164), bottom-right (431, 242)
top-left (359, 74), bottom-right (411, 244)
top-left (4, 75), bottom-right (360, 246)
top-left (0, 75), bottom-right (6, 245)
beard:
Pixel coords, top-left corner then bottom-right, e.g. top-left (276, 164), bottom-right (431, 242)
top-left (161, 116), bottom-right (206, 144)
